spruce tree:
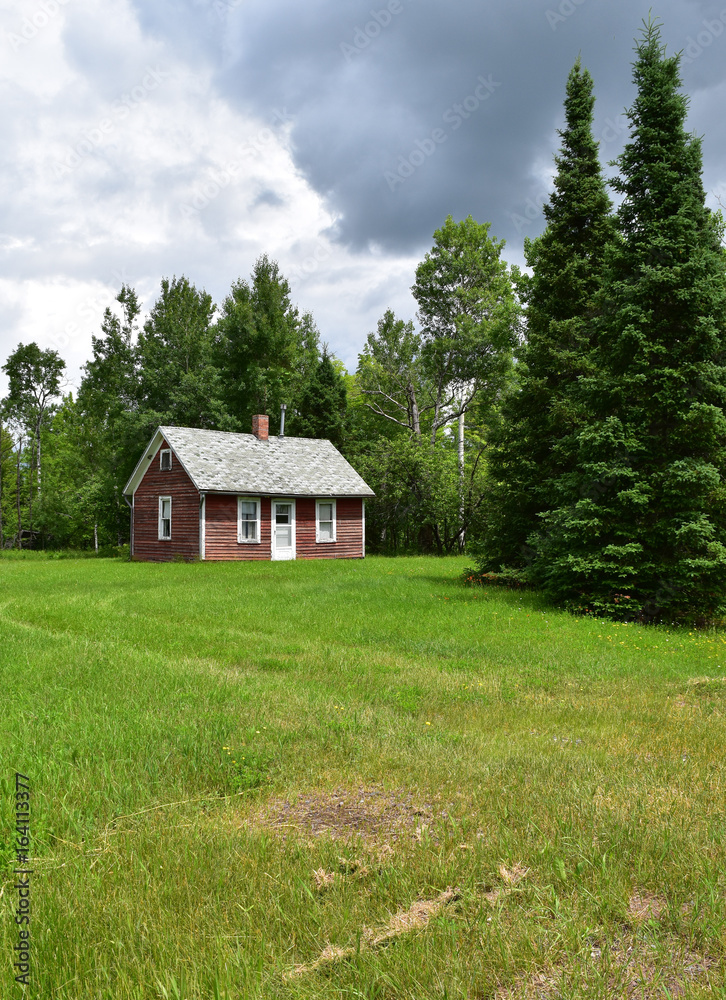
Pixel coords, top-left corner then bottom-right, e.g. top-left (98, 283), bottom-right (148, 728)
top-left (481, 59), bottom-right (616, 572)
top-left (290, 348), bottom-right (347, 447)
top-left (536, 20), bottom-right (726, 623)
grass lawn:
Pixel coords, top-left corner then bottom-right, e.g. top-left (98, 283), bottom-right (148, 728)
top-left (0, 554), bottom-right (724, 999)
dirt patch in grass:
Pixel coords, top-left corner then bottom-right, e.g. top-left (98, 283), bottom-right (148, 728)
top-left (256, 785), bottom-right (436, 844)
top-left (285, 887), bottom-right (460, 979)
top-left (604, 932), bottom-right (713, 997)
top-left (495, 931), bottom-right (713, 998)
top-left (627, 891), bottom-right (667, 923)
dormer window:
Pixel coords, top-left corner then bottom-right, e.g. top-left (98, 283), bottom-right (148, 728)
top-left (160, 449), bottom-right (172, 471)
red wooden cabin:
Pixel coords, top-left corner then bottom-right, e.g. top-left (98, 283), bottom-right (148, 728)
top-left (123, 417), bottom-right (374, 562)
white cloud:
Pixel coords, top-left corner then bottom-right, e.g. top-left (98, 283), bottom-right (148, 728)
top-left (2, 0), bottom-right (725, 397)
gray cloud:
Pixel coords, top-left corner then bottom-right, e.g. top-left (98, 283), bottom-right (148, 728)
top-left (208, 0), bottom-right (726, 252)
top-left (3, 0), bottom-right (726, 392)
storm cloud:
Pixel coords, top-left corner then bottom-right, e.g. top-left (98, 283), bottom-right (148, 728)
top-left (2, 0), bottom-right (725, 381)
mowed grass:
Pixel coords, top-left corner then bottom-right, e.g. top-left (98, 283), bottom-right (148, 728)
top-left (1, 555), bottom-right (725, 999)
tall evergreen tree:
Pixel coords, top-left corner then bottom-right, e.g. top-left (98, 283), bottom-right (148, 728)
top-left (289, 348), bottom-right (347, 447)
top-left (536, 20), bottom-right (726, 623)
top-left (481, 58), bottom-right (616, 572)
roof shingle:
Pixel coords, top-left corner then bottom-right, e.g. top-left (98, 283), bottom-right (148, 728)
top-left (126, 426), bottom-right (374, 498)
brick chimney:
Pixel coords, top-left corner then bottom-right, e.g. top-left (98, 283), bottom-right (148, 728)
top-left (252, 414), bottom-right (269, 441)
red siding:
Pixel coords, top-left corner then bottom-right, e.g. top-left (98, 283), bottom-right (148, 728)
top-left (201, 495), bottom-right (364, 560)
top-left (296, 498), bottom-right (364, 559)
top-left (205, 496), bottom-right (272, 560)
top-left (131, 439), bottom-right (366, 562)
top-left (132, 439), bottom-right (200, 561)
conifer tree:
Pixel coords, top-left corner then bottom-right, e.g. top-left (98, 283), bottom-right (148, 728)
top-left (481, 59), bottom-right (616, 571)
top-left (290, 348), bottom-right (347, 448)
top-left (536, 20), bottom-right (726, 623)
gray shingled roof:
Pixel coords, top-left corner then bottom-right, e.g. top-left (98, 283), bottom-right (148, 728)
top-left (125, 426), bottom-right (374, 497)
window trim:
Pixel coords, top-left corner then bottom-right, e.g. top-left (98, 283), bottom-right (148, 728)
top-left (158, 496), bottom-right (172, 540)
top-left (160, 448), bottom-right (172, 471)
top-left (316, 498), bottom-right (337, 543)
top-left (237, 496), bottom-right (261, 544)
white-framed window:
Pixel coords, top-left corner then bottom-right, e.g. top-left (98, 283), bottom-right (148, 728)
top-left (237, 497), bottom-right (261, 543)
top-left (160, 448), bottom-right (172, 471)
top-left (316, 499), bottom-right (336, 543)
top-left (158, 496), bottom-right (172, 540)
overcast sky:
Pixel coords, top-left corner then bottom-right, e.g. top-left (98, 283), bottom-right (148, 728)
top-left (2, 0), bottom-right (726, 395)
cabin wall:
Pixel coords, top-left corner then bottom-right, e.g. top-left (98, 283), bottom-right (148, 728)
top-left (205, 495), bottom-right (272, 560)
top-left (132, 439), bottom-right (200, 561)
top-left (201, 496), bottom-right (365, 560)
top-left (295, 498), bottom-right (364, 559)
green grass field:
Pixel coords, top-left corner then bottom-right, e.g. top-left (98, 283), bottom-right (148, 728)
top-left (1, 555), bottom-right (724, 998)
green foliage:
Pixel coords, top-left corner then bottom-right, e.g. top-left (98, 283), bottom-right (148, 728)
top-left (1, 341), bottom-right (66, 545)
top-left (288, 348), bottom-right (347, 447)
top-left (215, 255), bottom-right (315, 433)
top-left (412, 214), bottom-right (520, 443)
top-left (354, 219), bottom-right (519, 554)
top-left (1, 341), bottom-right (65, 430)
top-left (74, 287), bottom-right (143, 547)
top-left (535, 21), bottom-right (726, 624)
top-left (356, 309), bottom-right (430, 438)
top-left (481, 58), bottom-right (617, 572)
top-left (0, 422), bottom-right (16, 547)
top-left (136, 275), bottom-right (229, 430)
top-left (354, 436), bottom-right (488, 554)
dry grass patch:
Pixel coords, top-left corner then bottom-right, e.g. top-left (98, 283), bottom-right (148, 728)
top-left (483, 862), bottom-right (530, 904)
top-left (312, 868), bottom-right (337, 890)
top-left (494, 932), bottom-right (713, 999)
top-left (604, 932), bottom-right (714, 997)
top-left (285, 887), bottom-right (460, 979)
top-left (253, 785), bottom-right (436, 845)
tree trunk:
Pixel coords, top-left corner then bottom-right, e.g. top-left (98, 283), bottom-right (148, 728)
top-left (94, 522), bottom-right (99, 553)
top-left (16, 439), bottom-right (22, 549)
top-left (27, 436), bottom-right (34, 538)
top-left (458, 411), bottom-right (465, 551)
top-left (433, 523), bottom-right (444, 555)
top-left (34, 412), bottom-right (43, 498)
top-left (408, 382), bottom-right (421, 440)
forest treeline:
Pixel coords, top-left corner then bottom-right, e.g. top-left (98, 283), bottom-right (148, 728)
top-left (2, 21), bottom-right (726, 623)
top-left (0, 219), bottom-right (519, 559)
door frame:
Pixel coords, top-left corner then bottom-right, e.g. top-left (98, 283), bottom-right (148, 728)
top-left (271, 498), bottom-right (296, 561)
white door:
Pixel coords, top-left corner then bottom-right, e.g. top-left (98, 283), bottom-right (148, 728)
top-left (272, 500), bottom-right (296, 561)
